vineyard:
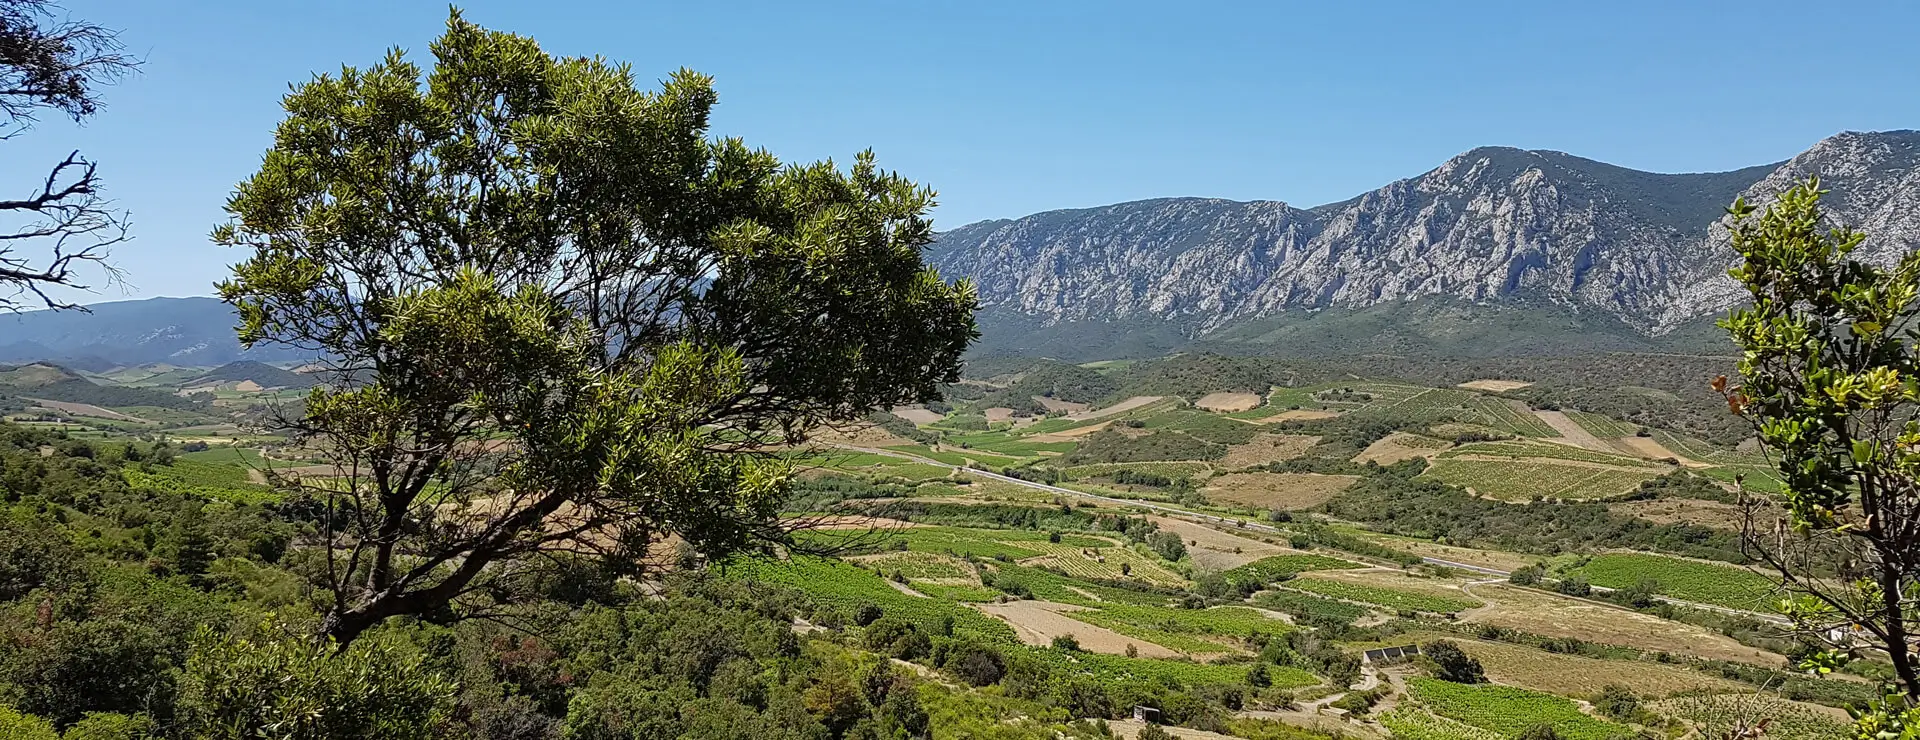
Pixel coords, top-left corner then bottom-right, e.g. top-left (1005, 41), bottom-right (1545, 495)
top-left (1220, 554), bottom-right (1363, 588)
top-left (1421, 458), bottom-right (1661, 501)
top-left (1067, 602), bottom-right (1295, 654)
top-left (1060, 460), bottom-right (1215, 482)
top-left (1283, 577), bottom-right (1481, 614)
top-left (1647, 694), bottom-right (1846, 739)
top-left (1407, 677), bottom-right (1633, 740)
top-left (1437, 439), bottom-right (1666, 468)
top-left (1018, 541), bottom-right (1187, 586)
top-left (1567, 553), bottom-right (1778, 611)
top-left (1250, 590), bottom-right (1369, 624)
top-left (723, 557), bottom-right (1016, 642)
top-left (1378, 709), bottom-right (1508, 740)
top-left (1564, 409), bottom-right (1641, 438)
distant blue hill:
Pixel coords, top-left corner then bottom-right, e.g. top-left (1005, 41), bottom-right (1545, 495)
top-left (0, 296), bottom-right (313, 367)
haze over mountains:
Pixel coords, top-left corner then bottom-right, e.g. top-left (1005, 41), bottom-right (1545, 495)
top-left (930, 130), bottom-right (1920, 357)
top-left (8, 131), bottom-right (1920, 366)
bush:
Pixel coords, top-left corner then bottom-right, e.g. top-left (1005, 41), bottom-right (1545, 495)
top-left (943, 644), bottom-right (1006, 686)
top-left (1592, 684), bottom-right (1639, 720)
top-left (61, 713), bottom-right (155, 740)
top-left (174, 626), bottom-right (457, 740)
top-left (852, 603), bottom-right (884, 626)
top-left (0, 707), bottom-right (56, 740)
top-left (1051, 633), bottom-right (1081, 652)
top-left (1555, 575), bottom-right (1592, 597)
top-left (1422, 640), bottom-right (1485, 684)
top-left (1515, 724), bottom-right (1562, 740)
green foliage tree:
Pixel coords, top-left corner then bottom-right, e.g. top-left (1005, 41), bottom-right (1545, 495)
top-left (212, 11), bottom-right (975, 644)
top-left (0, 706), bottom-right (57, 740)
top-left (1147, 531), bottom-right (1187, 562)
top-left (1421, 640), bottom-right (1485, 684)
top-left (174, 625), bottom-right (457, 740)
top-left (1719, 177), bottom-right (1920, 699)
top-left (1137, 723), bottom-right (1175, 740)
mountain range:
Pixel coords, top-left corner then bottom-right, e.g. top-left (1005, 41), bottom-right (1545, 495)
top-left (0, 297), bottom-right (311, 367)
top-left (929, 130), bottom-right (1920, 358)
top-left (7, 131), bottom-right (1919, 366)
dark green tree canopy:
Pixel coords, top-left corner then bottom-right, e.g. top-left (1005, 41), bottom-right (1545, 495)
top-left (214, 10), bottom-right (976, 643)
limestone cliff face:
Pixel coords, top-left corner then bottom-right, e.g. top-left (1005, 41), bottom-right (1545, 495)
top-left (928, 131), bottom-right (1920, 339)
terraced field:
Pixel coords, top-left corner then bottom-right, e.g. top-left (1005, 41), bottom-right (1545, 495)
top-left (1421, 458), bottom-right (1661, 500)
top-left (1285, 576), bottom-right (1482, 614)
top-left (1567, 553), bottom-right (1779, 611)
top-left (1407, 678), bottom-right (1633, 740)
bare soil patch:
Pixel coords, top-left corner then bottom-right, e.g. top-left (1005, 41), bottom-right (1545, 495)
top-left (1033, 396), bottom-right (1091, 414)
top-left (1353, 432), bottom-right (1451, 464)
top-left (1458, 379), bottom-right (1533, 392)
top-left (1202, 472), bottom-right (1357, 510)
top-left (1616, 436), bottom-right (1709, 467)
top-left (24, 398), bottom-right (144, 422)
top-left (1610, 498), bottom-right (1744, 530)
top-left (983, 407), bottom-right (1017, 423)
top-left (1218, 434), bottom-right (1320, 468)
top-left (1195, 392), bottom-right (1262, 413)
top-left (1462, 583), bottom-right (1785, 666)
top-left (890, 406), bottom-right (945, 425)
top-left (1069, 396), bottom-right (1163, 421)
top-left (975, 600), bottom-right (1180, 658)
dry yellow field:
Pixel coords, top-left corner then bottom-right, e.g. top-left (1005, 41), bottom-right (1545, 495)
top-left (1610, 498), bottom-right (1745, 530)
top-left (1195, 392), bottom-right (1263, 412)
top-left (1352, 432), bottom-right (1452, 464)
top-left (1461, 583), bottom-right (1786, 666)
top-left (1391, 631), bottom-right (1743, 697)
top-left (889, 406), bottom-right (946, 424)
top-left (1457, 379), bottom-right (1534, 392)
top-left (1259, 408), bottom-right (1341, 422)
top-left (1218, 434), bottom-right (1320, 468)
top-left (1202, 472), bottom-right (1358, 510)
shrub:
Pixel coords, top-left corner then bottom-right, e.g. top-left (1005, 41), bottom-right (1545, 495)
top-left (1051, 633), bottom-right (1082, 652)
top-left (1592, 684), bottom-right (1639, 720)
top-left (1422, 640), bottom-right (1485, 684)
top-left (852, 603), bottom-right (884, 626)
top-left (174, 626), bottom-right (457, 740)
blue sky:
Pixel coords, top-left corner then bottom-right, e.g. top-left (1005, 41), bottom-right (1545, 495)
top-left (18, 0), bottom-right (1920, 300)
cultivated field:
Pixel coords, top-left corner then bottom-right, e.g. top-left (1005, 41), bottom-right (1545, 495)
top-left (1194, 392), bottom-right (1263, 412)
top-left (976, 600), bottom-right (1181, 657)
top-left (1457, 379), bottom-right (1533, 392)
top-left (1460, 583), bottom-right (1784, 665)
top-left (1201, 472), bottom-right (1357, 510)
top-left (1352, 431), bottom-right (1452, 464)
top-left (1216, 433), bottom-right (1319, 467)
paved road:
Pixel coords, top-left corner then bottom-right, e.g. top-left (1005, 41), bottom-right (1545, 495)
top-left (833, 444), bottom-right (1789, 624)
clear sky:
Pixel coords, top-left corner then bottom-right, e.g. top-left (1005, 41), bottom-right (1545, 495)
top-left (17, 0), bottom-right (1920, 301)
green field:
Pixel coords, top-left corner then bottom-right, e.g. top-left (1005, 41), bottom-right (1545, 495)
top-left (1220, 554), bottom-right (1363, 587)
top-left (723, 557), bottom-right (1016, 642)
top-left (1408, 677), bottom-right (1633, 740)
top-left (1379, 709), bottom-right (1507, 740)
top-left (1568, 553), bottom-right (1778, 611)
top-left (1284, 577), bottom-right (1481, 614)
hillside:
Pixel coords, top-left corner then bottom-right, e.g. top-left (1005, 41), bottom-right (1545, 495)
top-left (932, 130), bottom-right (1920, 358)
top-left (182, 361), bottom-right (316, 391)
top-left (0, 297), bottom-right (314, 366)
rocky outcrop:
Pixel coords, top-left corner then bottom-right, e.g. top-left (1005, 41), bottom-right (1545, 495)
top-left (928, 131), bottom-right (1920, 339)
